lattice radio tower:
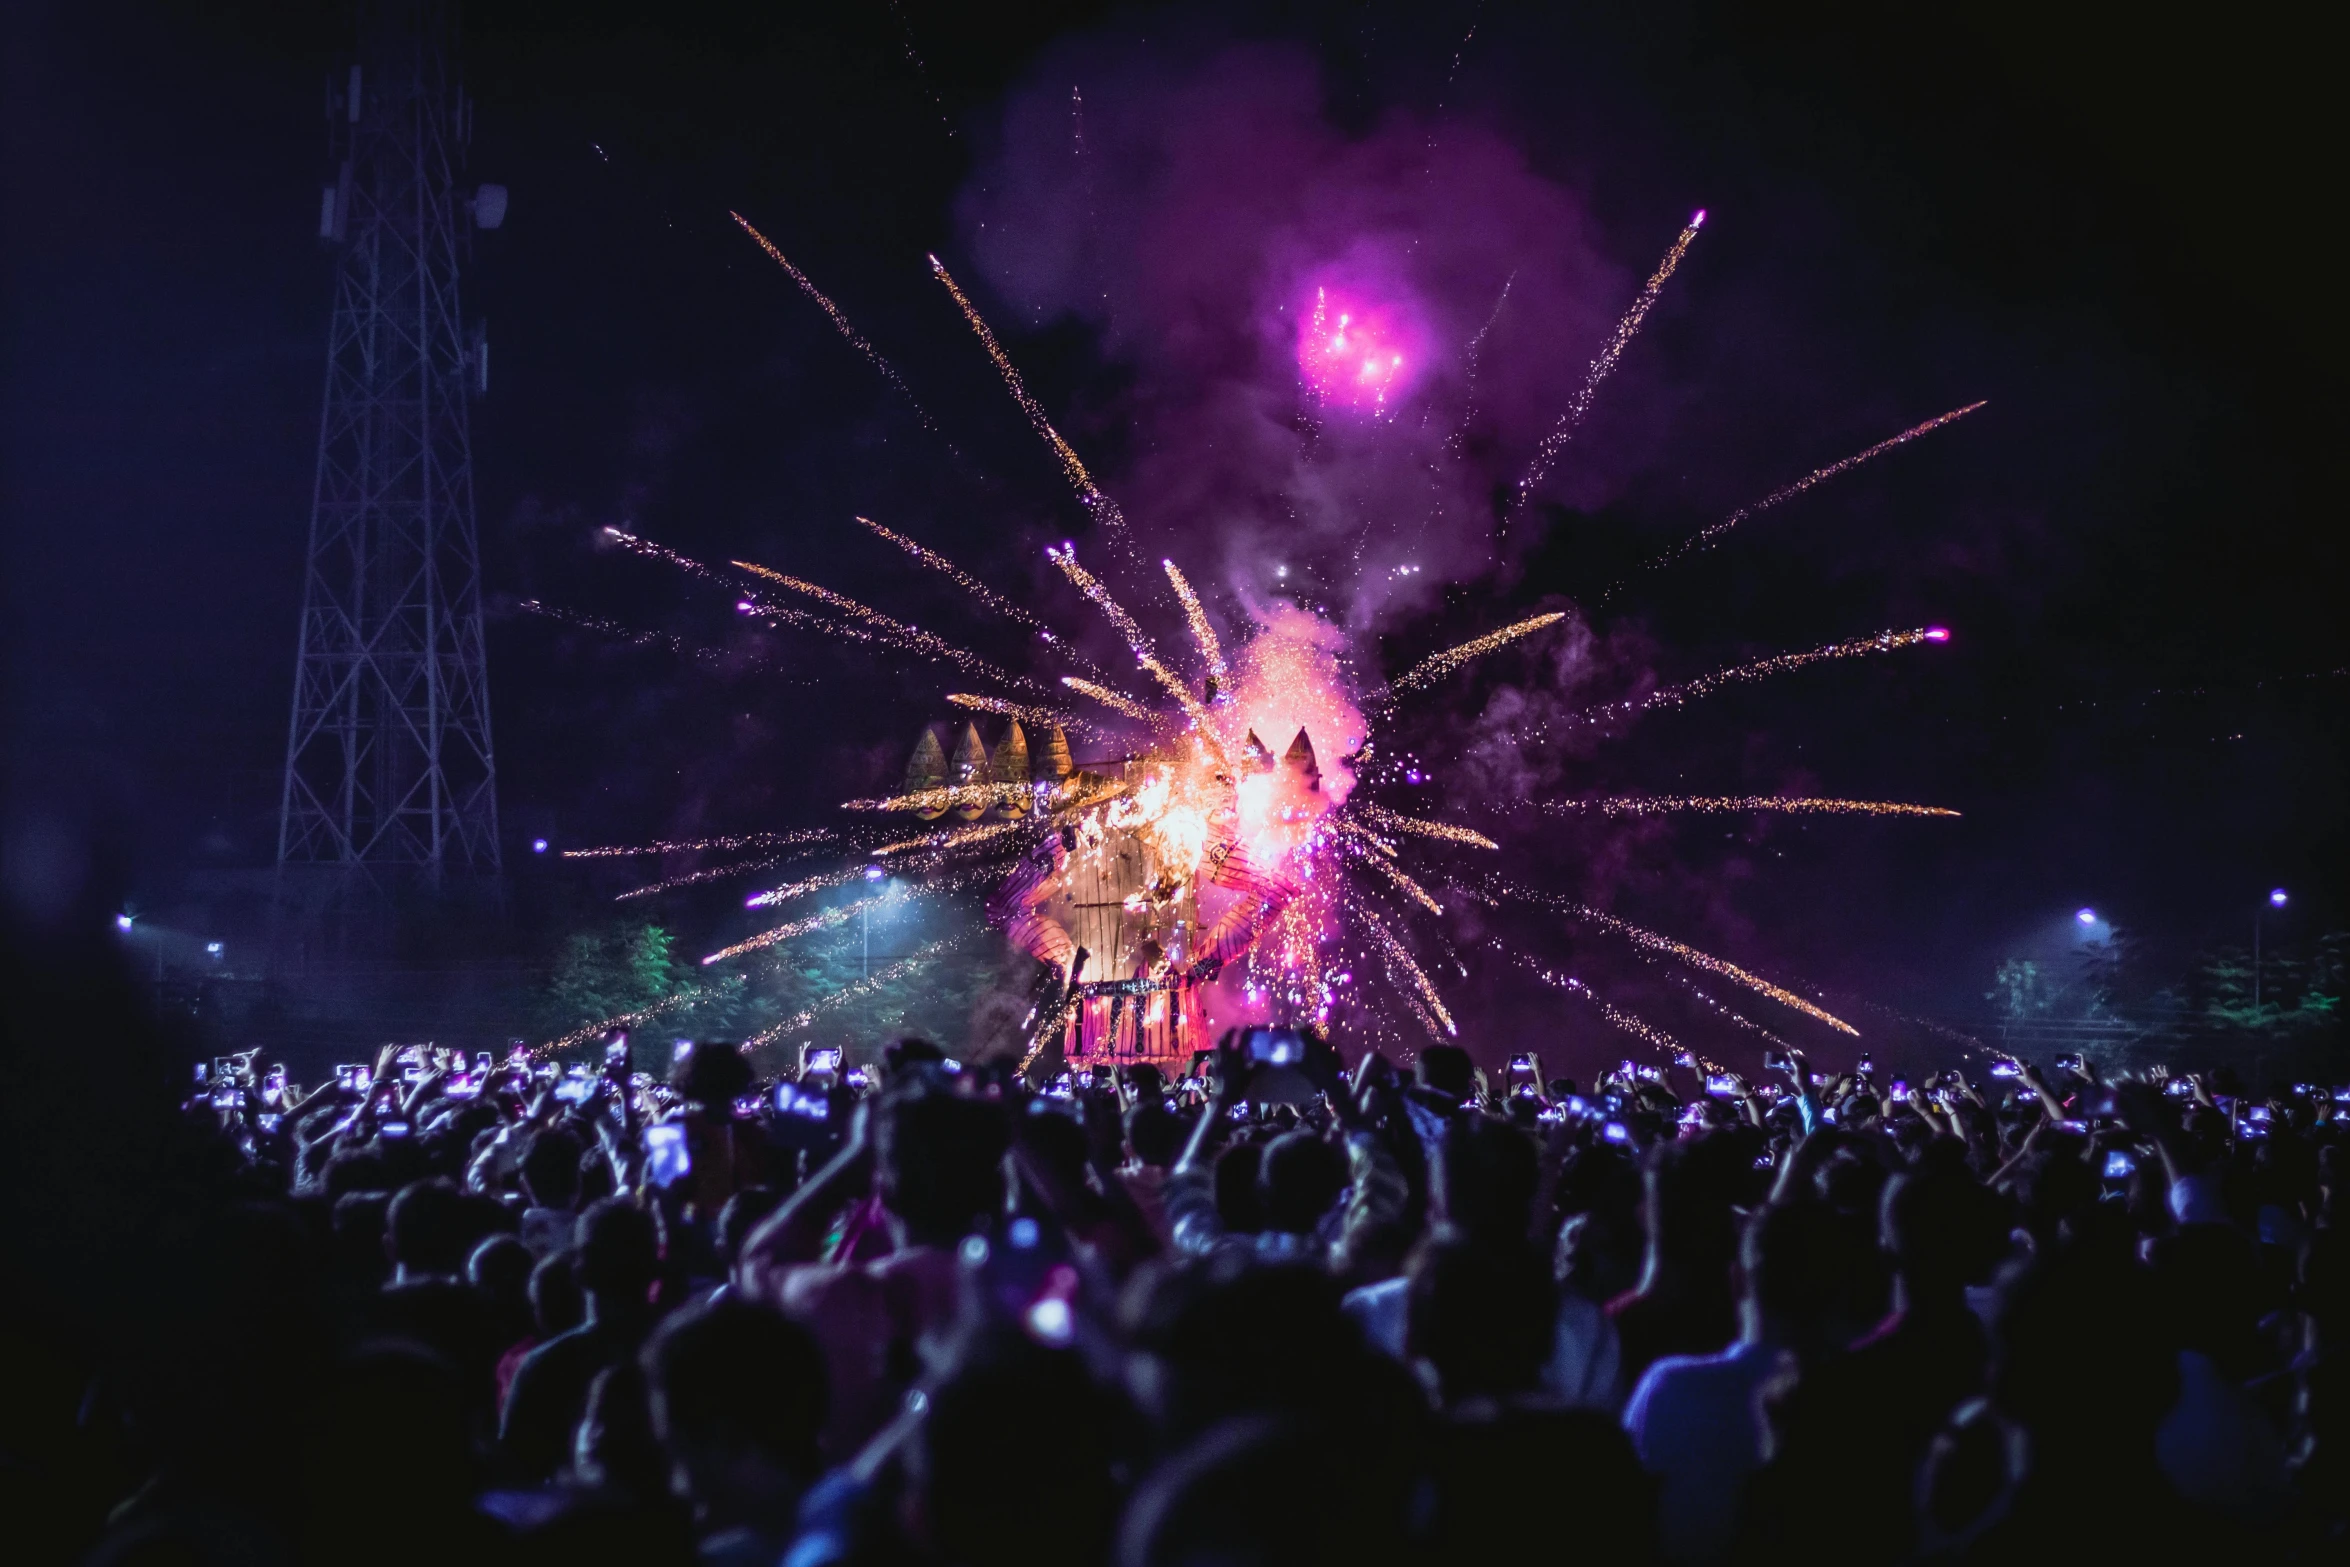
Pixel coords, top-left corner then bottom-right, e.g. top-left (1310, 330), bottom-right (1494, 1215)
top-left (277, 0), bottom-right (504, 928)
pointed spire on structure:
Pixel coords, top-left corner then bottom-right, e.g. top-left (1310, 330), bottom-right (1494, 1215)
top-left (991, 722), bottom-right (1030, 818)
top-left (905, 725), bottom-right (948, 820)
top-left (949, 721), bottom-right (993, 819)
top-left (1033, 724), bottom-right (1073, 783)
top-left (1282, 728), bottom-right (1321, 791)
top-left (1241, 730), bottom-right (1276, 773)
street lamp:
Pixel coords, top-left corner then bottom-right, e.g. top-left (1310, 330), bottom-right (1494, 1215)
top-left (862, 866), bottom-right (886, 980)
top-left (2255, 889), bottom-right (2289, 1012)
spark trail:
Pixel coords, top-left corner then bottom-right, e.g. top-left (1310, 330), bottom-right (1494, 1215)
top-left (602, 528), bottom-right (851, 638)
top-left (842, 783), bottom-right (1038, 815)
top-left (731, 215), bottom-right (938, 430)
top-left (873, 820), bottom-right (1025, 858)
top-left (1060, 677), bottom-right (1160, 725)
top-left (616, 858), bottom-right (794, 902)
top-left (1162, 560), bottom-right (1228, 690)
top-left (1547, 796), bottom-right (1961, 820)
top-left (1334, 825), bottom-right (1444, 914)
top-left (732, 560), bottom-right (1047, 694)
top-left (1047, 548), bottom-right (1215, 731)
top-left (1564, 627), bottom-right (1951, 728)
top-left (1359, 903), bottom-right (1458, 1037)
top-left (1382, 613), bottom-right (1566, 698)
top-left (1609, 402), bottom-right (1987, 595)
top-left (745, 867), bottom-right (864, 910)
top-left (563, 830), bottom-right (836, 860)
top-left (1512, 211), bottom-right (1706, 517)
top-left (857, 517), bottom-right (1121, 683)
top-left (1499, 941), bottom-right (1700, 1065)
top-left (1487, 874), bottom-right (1859, 1036)
top-left (747, 934), bottom-right (970, 1048)
top-left (1640, 955), bottom-right (1792, 1052)
top-left (1354, 802), bottom-right (1499, 850)
top-left (930, 255), bottom-right (1132, 544)
top-left (945, 692), bottom-right (1107, 741)
top-left (700, 893), bottom-right (899, 967)
top-left (536, 985), bottom-right (712, 1055)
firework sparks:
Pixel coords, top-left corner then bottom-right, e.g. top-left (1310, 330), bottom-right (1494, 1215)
top-left (746, 933), bottom-right (971, 1048)
top-left (744, 867), bottom-right (865, 910)
top-left (944, 692), bottom-right (1101, 738)
top-left (1163, 559), bottom-right (1229, 690)
top-left (601, 528), bottom-right (853, 639)
top-left (929, 254), bottom-right (1130, 542)
top-left (1568, 627), bottom-right (1950, 728)
top-left (563, 830), bottom-right (835, 860)
top-left (1548, 796), bottom-right (1961, 820)
top-left (732, 559), bottom-right (1045, 693)
top-left (1500, 941), bottom-right (1699, 1063)
top-left (1488, 874), bottom-right (1859, 1036)
top-left (517, 599), bottom-right (685, 656)
top-left (873, 819), bottom-right (1025, 858)
top-left (1642, 956), bottom-right (1792, 1052)
top-left (1611, 402), bottom-right (1987, 593)
top-left (1353, 801), bottom-right (1499, 850)
top-left (1343, 834), bottom-right (1444, 915)
top-left (1451, 269), bottom-right (1516, 456)
top-left (1045, 547), bottom-right (1213, 730)
top-left (857, 517), bottom-right (1120, 682)
top-left (841, 782), bottom-right (1038, 815)
top-left (700, 893), bottom-right (900, 967)
top-left (1512, 210), bottom-right (1705, 515)
top-left (536, 986), bottom-right (710, 1055)
top-left (1060, 675), bottom-right (1162, 725)
top-left (1382, 613), bottom-right (1566, 697)
top-left (615, 857), bottom-right (796, 902)
top-left (1359, 903), bottom-right (1458, 1037)
top-left (731, 214), bottom-right (938, 430)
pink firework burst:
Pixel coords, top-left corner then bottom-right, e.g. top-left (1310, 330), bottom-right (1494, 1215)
top-left (1298, 282), bottom-right (1423, 414)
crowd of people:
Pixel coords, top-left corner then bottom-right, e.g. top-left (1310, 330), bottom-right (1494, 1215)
top-left (8, 1005), bottom-right (2350, 1566)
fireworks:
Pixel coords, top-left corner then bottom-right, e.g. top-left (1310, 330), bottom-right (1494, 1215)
top-left (1487, 873), bottom-right (1860, 1036)
top-left (536, 986), bottom-right (709, 1055)
top-left (731, 559), bottom-right (1044, 693)
top-left (1359, 902), bottom-right (1458, 1038)
top-left (841, 783), bottom-right (1035, 815)
top-left (1642, 956), bottom-right (1790, 1052)
top-left (1336, 826), bottom-right (1445, 914)
top-left (945, 692), bottom-right (1101, 738)
top-left (534, 194), bottom-right (1978, 1073)
top-left (731, 214), bottom-right (937, 431)
top-left (1353, 801), bottom-right (1499, 850)
top-left (746, 934), bottom-right (970, 1048)
top-left (1566, 627), bottom-right (1950, 729)
top-left (1163, 559), bottom-right (1228, 690)
top-left (1299, 286), bottom-right (1419, 413)
top-left (563, 830), bottom-right (835, 859)
top-left (615, 858), bottom-right (795, 902)
top-left (700, 892), bottom-right (898, 967)
top-left (1045, 547), bottom-right (1211, 727)
top-left (1383, 612), bottom-right (1566, 697)
top-left (930, 254), bottom-right (1131, 543)
top-left (1611, 402), bottom-right (1988, 593)
top-left (859, 516), bottom-right (1120, 684)
top-left (1060, 675), bottom-right (1161, 724)
top-left (745, 867), bottom-right (864, 910)
top-left (1549, 796), bottom-right (1961, 819)
top-left (1513, 210), bottom-right (1706, 515)
top-left (873, 820), bottom-right (1025, 858)
top-left (1500, 941), bottom-right (1700, 1065)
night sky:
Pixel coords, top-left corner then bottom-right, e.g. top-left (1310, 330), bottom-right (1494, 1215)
top-left (4, 1), bottom-right (2341, 1060)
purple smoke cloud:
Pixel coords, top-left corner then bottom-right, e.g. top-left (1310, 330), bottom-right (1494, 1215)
top-left (957, 40), bottom-right (1647, 631)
